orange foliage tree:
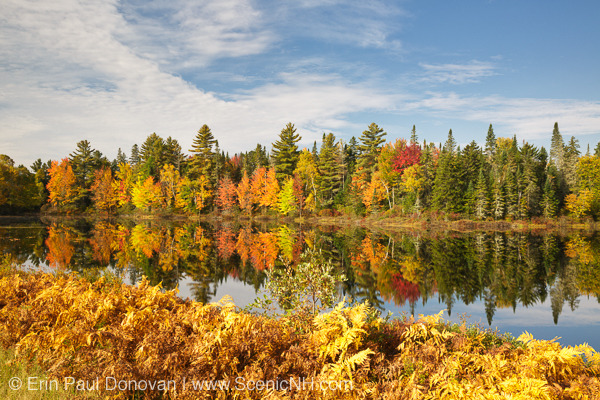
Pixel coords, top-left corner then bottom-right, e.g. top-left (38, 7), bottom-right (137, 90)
top-left (236, 171), bottom-right (254, 215)
top-left (113, 163), bottom-right (134, 207)
top-left (215, 176), bottom-right (237, 214)
top-left (47, 159), bottom-right (77, 207)
top-left (91, 167), bottom-right (118, 213)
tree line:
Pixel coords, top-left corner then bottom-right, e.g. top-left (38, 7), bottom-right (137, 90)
top-left (1, 121), bottom-right (600, 219)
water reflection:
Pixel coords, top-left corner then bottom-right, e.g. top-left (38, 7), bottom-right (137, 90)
top-left (2, 219), bottom-right (600, 328)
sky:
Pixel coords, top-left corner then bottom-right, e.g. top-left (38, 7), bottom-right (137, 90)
top-left (1, 0), bottom-right (600, 167)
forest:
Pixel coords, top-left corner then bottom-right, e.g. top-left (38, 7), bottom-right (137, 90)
top-left (1, 122), bottom-right (600, 220)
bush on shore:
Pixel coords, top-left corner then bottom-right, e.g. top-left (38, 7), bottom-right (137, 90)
top-left (1, 265), bottom-right (600, 399)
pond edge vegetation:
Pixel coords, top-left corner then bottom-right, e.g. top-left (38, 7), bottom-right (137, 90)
top-left (1, 258), bottom-right (600, 399)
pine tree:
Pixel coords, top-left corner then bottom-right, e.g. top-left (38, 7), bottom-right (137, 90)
top-left (189, 124), bottom-right (216, 181)
top-left (317, 133), bottom-right (341, 207)
top-left (410, 125), bottom-right (418, 144)
top-left (484, 124), bottom-right (496, 162)
top-left (432, 130), bottom-right (462, 213)
top-left (491, 179), bottom-right (505, 220)
top-left (164, 136), bottom-right (186, 173)
top-left (542, 176), bottom-right (558, 218)
top-left (116, 148), bottom-right (127, 166)
top-left (345, 136), bottom-right (358, 175)
top-left (549, 122), bottom-right (564, 170)
top-left (130, 144), bottom-right (140, 167)
top-left (272, 122), bottom-right (301, 181)
top-left (563, 136), bottom-right (580, 189)
top-left (356, 123), bottom-right (387, 180)
top-left (69, 140), bottom-right (97, 190)
top-left (474, 168), bottom-right (489, 219)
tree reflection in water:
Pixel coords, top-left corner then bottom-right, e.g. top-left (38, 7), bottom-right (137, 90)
top-left (2, 219), bottom-right (600, 326)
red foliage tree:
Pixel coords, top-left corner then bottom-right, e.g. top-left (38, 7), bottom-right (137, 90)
top-left (393, 143), bottom-right (422, 174)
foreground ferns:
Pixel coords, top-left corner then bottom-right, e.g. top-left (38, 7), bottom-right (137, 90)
top-left (1, 269), bottom-right (599, 399)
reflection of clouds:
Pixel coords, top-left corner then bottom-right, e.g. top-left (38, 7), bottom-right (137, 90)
top-left (176, 275), bottom-right (259, 308)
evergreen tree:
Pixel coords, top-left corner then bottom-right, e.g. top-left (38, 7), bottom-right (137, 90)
top-left (484, 124), bottom-right (496, 162)
top-left (432, 130), bottom-right (462, 213)
top-left (410, 125), bottom-right (418, 144)
top-left (345, 136), bottom-right (358, 175)
top-left (139, 133), bottom-right (165, 178)
top-left (504, 168), bottom-right (519, 218)
top-left (164, 136), bottom-right (186, 173)
top-left (595, 141), bottom-right (600, 157)
top-left (130, 144), bottom-right (140, 166)
top-left (189, 124), bottom-right (216, 181)
top-left (542, 176), bottom-right (558, 218)
top-left (356, 123), bottom-right (387, 180)
top-left (317, 133), bottom-right (341, 207)
top-left (474, 168), bottom-right (489, 219)
top-left (491, 179), bottom-right (505, 220)
top-left (549, 122), bottom-right (564, 170)
top-left (272, 122), bottom-right (301, 181)
top-left (563, 136), bottom-right (580, 189)
top-left (116, 148), bottom-right (127, 165)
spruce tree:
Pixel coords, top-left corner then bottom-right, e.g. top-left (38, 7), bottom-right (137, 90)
top-left (474, 168), bottom-right (489, 219)
top-left (164, 136), bottom-right (186, 173)
top-left (189, 124), bottom-right (216, 181)
top-left (595, 142), bottom-right (600, 157)
top-left (130, 144), bottom-right (140, 167)
top-left (139, 133), bottom-right (165, 178)
top-left (491, 179), bottom-right (505, 220)
top-left (410, 125), bottom-right (418, 144)
top-left (484, 124), bottom-right (496, 162)
top-left (317, 133), bottom-right (341, 207)
top-left (272, 122), bottom-right (301, 181)
top-left (69, 140), bottom-right (98, 192)
top-left (345, 136), bottom-right (358, 175)
top-left (563, 136), bottom-right (580, 189)
top-left (549, 122), bottom-right (564, 170)
top-left (356, 123), bottom-right (387, 180)
top-left (504, 168), bottom-right (519, 218)
top-left (542, 176), bottom-right (558, 218)
top-left (432, 130), bottom-right (462, 213)
top-left (116, 148), bottom-right (127, 165)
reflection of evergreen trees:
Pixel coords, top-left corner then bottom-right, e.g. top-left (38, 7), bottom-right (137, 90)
top-left (3, 219), bottom-right (600, 324)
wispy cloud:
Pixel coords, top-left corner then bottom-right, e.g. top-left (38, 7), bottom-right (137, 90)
top-left (411, 92), bottom-right (600, 139)
top-left (418, 61), bottom-right (497, 85)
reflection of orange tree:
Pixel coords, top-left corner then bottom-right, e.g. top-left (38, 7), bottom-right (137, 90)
top-left (215, 227), bottom-right (236, 261)
top-left (88, 221), bottom-right (118, 265)
top-left (249, 232), bottom-right (279, 271)
top-left (45, 225), bottom-right (75, 269)
top-left (130, 225), bottom-right (161, 259)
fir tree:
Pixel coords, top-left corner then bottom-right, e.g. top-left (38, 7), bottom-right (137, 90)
top-left (431, 130), bottom-right (461, 213)
top-left (272, 122), bottom-right (301, 181)
top-left (491, 179), bottom-right (505, 220)
top-left (345, 136), bottom-right (358, 175)
top-left (484, 124), bottom-right (496, 162)
top-left (542, 176), bottom-right (558, 218)
top-left (549, 122), bottom-right (564, 170)
top-left (563, 136), bottom-right (580, 189)
top-left (317, 133), bottom-right (341, 207)
top-left (116, 148), bottom-right (127, 165)
top-left (595, 141), bottom-right (600, 157)
top-left (130, 144), bottom-right (140, 167)
top-left (189, 124), bottom-right (216, 181)
top-left (410, 125), bottom-right (418, 144)
top-left (139, 133), bottom-right (165, 178)
top-left (474, 168), bottom-right (489, 219)
top-left (356, 123), bottom-right (387, 180)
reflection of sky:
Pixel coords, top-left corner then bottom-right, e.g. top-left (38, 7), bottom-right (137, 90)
top-left (18, 253), bottom-right (600, 350)
top-left (382, 294), bottom-right (600, 350)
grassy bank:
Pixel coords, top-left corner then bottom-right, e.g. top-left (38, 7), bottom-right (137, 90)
top-left (1, 265), bottom-right (600, 399)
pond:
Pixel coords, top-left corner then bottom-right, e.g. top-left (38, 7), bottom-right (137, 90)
top-left (2, 218), bottom-right (600, 349)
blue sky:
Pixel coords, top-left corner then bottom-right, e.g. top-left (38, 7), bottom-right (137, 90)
top-left (1, 0), bottom-right (600, 166)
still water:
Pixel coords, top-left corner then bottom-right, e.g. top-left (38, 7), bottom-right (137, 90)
top-left (2, 218), bottom-right (600, 349)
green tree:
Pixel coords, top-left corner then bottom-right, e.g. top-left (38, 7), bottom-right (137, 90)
top-left (272, 123), bottom-right (301, 181)
top-left (474, 168), bottom-right (490, 219)
top-left (356, 123), bottom-right (387, 181)
top-left (317, 133), bottom-right (342, 207)
top-left (69, 140), bottom-right (103, 207)
top-left (542, 176), bottom-right (558, 218)
top-left (277, 178), bottom-right (297, 215)
top-left (139, 133), bottom-right (165, 178)
top-left (432, 130), bottom-right (462, 213)
top-left (189, 124), bottom-right (216, 181)
top-left (484, 124), bottom-right (496, 163)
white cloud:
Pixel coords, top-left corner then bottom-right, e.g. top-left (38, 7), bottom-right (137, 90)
top-left (412, 93), bottom-right (600, 140)
top-left (418, 61), bottom-right (497, 85)
top-left (0, 0), bottom-right (399, 165)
